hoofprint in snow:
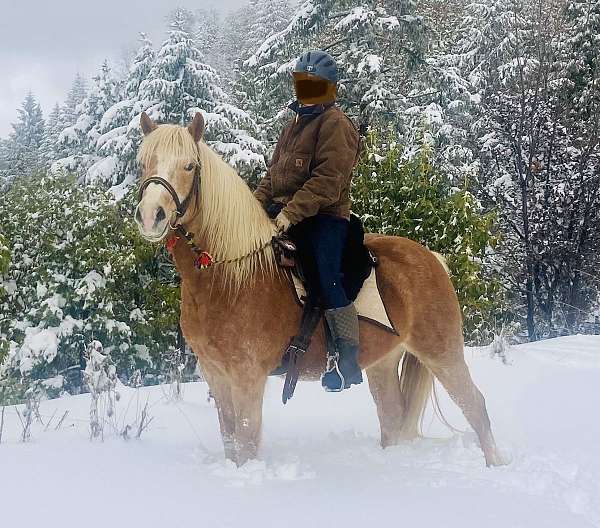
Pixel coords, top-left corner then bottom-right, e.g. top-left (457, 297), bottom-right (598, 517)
top-left (0, 336), bottom-right (599, 528)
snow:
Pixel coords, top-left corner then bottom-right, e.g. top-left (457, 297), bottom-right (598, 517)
top-left (0, 335), bottom-right (599, 528)
top-left (75, 270), bottom-right (106, 297)
top-left (99, 100), bottom-right (132, 131)
top-left (85, 155), bottom-right (119, 184)
top-left (108, 171), bottom-right (137, 202)
top-left (17, 327), bottom-right (60, 373)
top-left (336, 7), bottom-right (371, 30)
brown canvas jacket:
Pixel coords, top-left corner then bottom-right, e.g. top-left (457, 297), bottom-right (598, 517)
top-left (254, 102), bottom-right (360, 225)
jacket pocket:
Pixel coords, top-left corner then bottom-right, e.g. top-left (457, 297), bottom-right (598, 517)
top-left (284, 152), bottom-right (312, 191)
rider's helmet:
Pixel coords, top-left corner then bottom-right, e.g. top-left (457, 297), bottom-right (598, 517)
top-left (293, 50), bottom-right (338, 105)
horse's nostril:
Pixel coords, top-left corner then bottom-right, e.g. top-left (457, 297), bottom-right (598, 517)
top-left (135, 207), bottom-right (142, 223)
top-left (156, 207), bottom-right (166, 223)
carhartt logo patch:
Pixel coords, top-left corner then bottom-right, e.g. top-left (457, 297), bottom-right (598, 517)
top-left (295, 158), bottom-right (304, 167)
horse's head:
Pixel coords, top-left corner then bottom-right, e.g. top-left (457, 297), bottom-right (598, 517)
top-left (134, 112), bottom-right (205, 242)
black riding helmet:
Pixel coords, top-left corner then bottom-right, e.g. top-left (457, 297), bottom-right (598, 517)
top-left (293, 50), bottom-right (338, 104)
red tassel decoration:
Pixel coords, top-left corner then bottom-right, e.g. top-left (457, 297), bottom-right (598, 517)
top-left (194, 251), bottom-right (214, 269)
top-left (165, 236), bottom-right (179, 254)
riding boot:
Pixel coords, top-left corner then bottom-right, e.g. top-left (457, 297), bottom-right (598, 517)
top-left (321, 303), bottom-right (363, 392)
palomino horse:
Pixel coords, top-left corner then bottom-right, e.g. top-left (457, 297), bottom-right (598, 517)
top-left (134, 112), bottom-right (504, 467)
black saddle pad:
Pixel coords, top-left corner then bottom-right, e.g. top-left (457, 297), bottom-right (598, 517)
top-left (288, 213), bottom-right (374, 303)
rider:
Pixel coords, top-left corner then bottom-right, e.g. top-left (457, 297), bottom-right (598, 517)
top-left (254, 50), bottom-right (362, 392)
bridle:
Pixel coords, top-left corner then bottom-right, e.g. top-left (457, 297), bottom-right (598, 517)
top-left (137, 163), bottom-right (201, 227)
top-left (137, 154), bottom-right (273, 270)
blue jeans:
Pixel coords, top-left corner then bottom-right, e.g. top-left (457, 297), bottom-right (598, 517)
top-left (288, 214), bottom-right (350, 309)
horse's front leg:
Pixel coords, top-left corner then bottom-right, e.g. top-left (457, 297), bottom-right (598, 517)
top-left (229, 374), bottom-right (268, 466)
top-left (203, 368), bottom-right (237, 460)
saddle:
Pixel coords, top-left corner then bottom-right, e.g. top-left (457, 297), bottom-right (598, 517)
top-left (271, 214), bottom-right (378, 403)
top-left (272, 213), bottom-right (377, 297)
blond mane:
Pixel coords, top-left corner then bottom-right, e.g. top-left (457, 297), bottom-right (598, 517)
top-left (138, 124), bottom-right (279, 295)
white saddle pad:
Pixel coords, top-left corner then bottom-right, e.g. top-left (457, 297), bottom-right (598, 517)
top-left (290, 267), bottom-right (397, 334)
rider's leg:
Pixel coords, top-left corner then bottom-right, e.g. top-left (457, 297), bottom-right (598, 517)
top-left (306, 215), bottom-right (363, 391)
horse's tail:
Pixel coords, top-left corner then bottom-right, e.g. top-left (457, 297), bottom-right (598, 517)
top-left (399, 351), bottom-right (433, 437)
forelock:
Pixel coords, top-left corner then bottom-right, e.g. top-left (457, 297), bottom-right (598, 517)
top-left (137, 124), bottom-right (200, 167)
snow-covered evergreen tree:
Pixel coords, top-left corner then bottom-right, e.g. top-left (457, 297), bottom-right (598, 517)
top-left (242, 0), bottom-right (428, 133)
top-left (137, 8), bottom-right (265, 181)
top-left (558, 0), bottom-right (600, 144)
top-left (126, 33), bottom-right (156, 100)
top-left (0, 171), bottom-right (181, 401)
top-left (249, 0), bottom-right (291, 51)
top-left (41, 103), bottom-right (62, 164)
top-left (59, 73), bottom-right (88, 130)
top-left (86, 34), bottom-right (157, 186)
top-left (1, 92), bottom-right (45, 179)
top-left (55, 61), bottom-right (119, 179)
top-left (139, 8), bottom-right (224, 125)
top-left (448, 0), bottom-right (600, 338)
top-left (194, 8), bottom-right (221, 67)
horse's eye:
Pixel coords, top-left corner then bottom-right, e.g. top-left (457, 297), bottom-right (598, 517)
top-left (185, 163), bottom-right (195, 171)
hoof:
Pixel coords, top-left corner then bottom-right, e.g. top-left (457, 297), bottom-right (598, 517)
top-left (485, 448), bottom-right (511, 467)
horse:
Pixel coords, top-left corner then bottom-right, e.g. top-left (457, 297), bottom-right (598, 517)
top-left (133, 111), bottom-right (504, 467)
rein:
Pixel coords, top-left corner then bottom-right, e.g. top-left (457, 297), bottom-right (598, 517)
top-left (138, 150), bottom-right (273, 270)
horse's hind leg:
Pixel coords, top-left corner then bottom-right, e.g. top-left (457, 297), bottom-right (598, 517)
top-left (366, 347), bottom-right (405, 448)
top-left (427, 352), bottom-right (504, 466)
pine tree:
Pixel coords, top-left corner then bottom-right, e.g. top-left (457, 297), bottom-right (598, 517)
top-left (55, 61), bottom-right (119, 179)
top-left (549, 0), bottom-right (600, 331)
top-left (247, 0), bottom-right (291, 52)
top-left (448, 0), bottom-right (600, 339)
top-left (88, 34), bottom-right (157, 186)
top-left (139, 8), bottom-right (224, 125)
top-left (138, 8), bottom-right (265, 180)
top-left (195, 8), bottom-right (221, 67)
top-left (226, 0), bottom-right (291, 122)
top-left (352, 128), bottom-right (504, 344)
top-left (241, 0), bottom-right (428, 134)
top-left (2, 92), bottom-right (45, 178)
top-left (127, 33), bottom-right (156, 97)
top-left (58, 73), bottom-right (88, 132)
top-left (559, 0), bottom-right (600, 144)
top-left (0, 171), bottom-right (182, 402)
top-left (41, 103), bottom-right (62, 165)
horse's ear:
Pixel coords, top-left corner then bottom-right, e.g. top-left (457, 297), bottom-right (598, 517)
top-left (188, 112), bottom-right (205, 142)
top-left (140, 112), bottom-right (157, 136)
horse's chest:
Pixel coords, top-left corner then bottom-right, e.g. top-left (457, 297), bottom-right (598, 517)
top-left (178, 281), bottom-right (260, 362)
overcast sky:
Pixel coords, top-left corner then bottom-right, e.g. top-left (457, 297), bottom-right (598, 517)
top-left (0, 0), bottom-right (246, 137)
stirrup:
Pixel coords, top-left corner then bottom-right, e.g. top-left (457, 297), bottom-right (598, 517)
top-left (321, 352), bottom-right (345, 392)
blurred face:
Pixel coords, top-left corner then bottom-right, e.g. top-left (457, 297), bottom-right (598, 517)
top-left (293, 72), bottom-right (337, 105)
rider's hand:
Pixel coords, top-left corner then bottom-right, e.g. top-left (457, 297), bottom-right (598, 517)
top-left (275, 211), bottom-right (292, 232)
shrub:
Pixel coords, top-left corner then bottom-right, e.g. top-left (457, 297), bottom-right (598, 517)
top-left (0, 171), bottom-right (180, 403)
top-left (352, 130), bottom-right (507, 344)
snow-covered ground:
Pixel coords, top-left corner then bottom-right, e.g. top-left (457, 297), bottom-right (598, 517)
top-left (1, 335), bottom-right (599, 528)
